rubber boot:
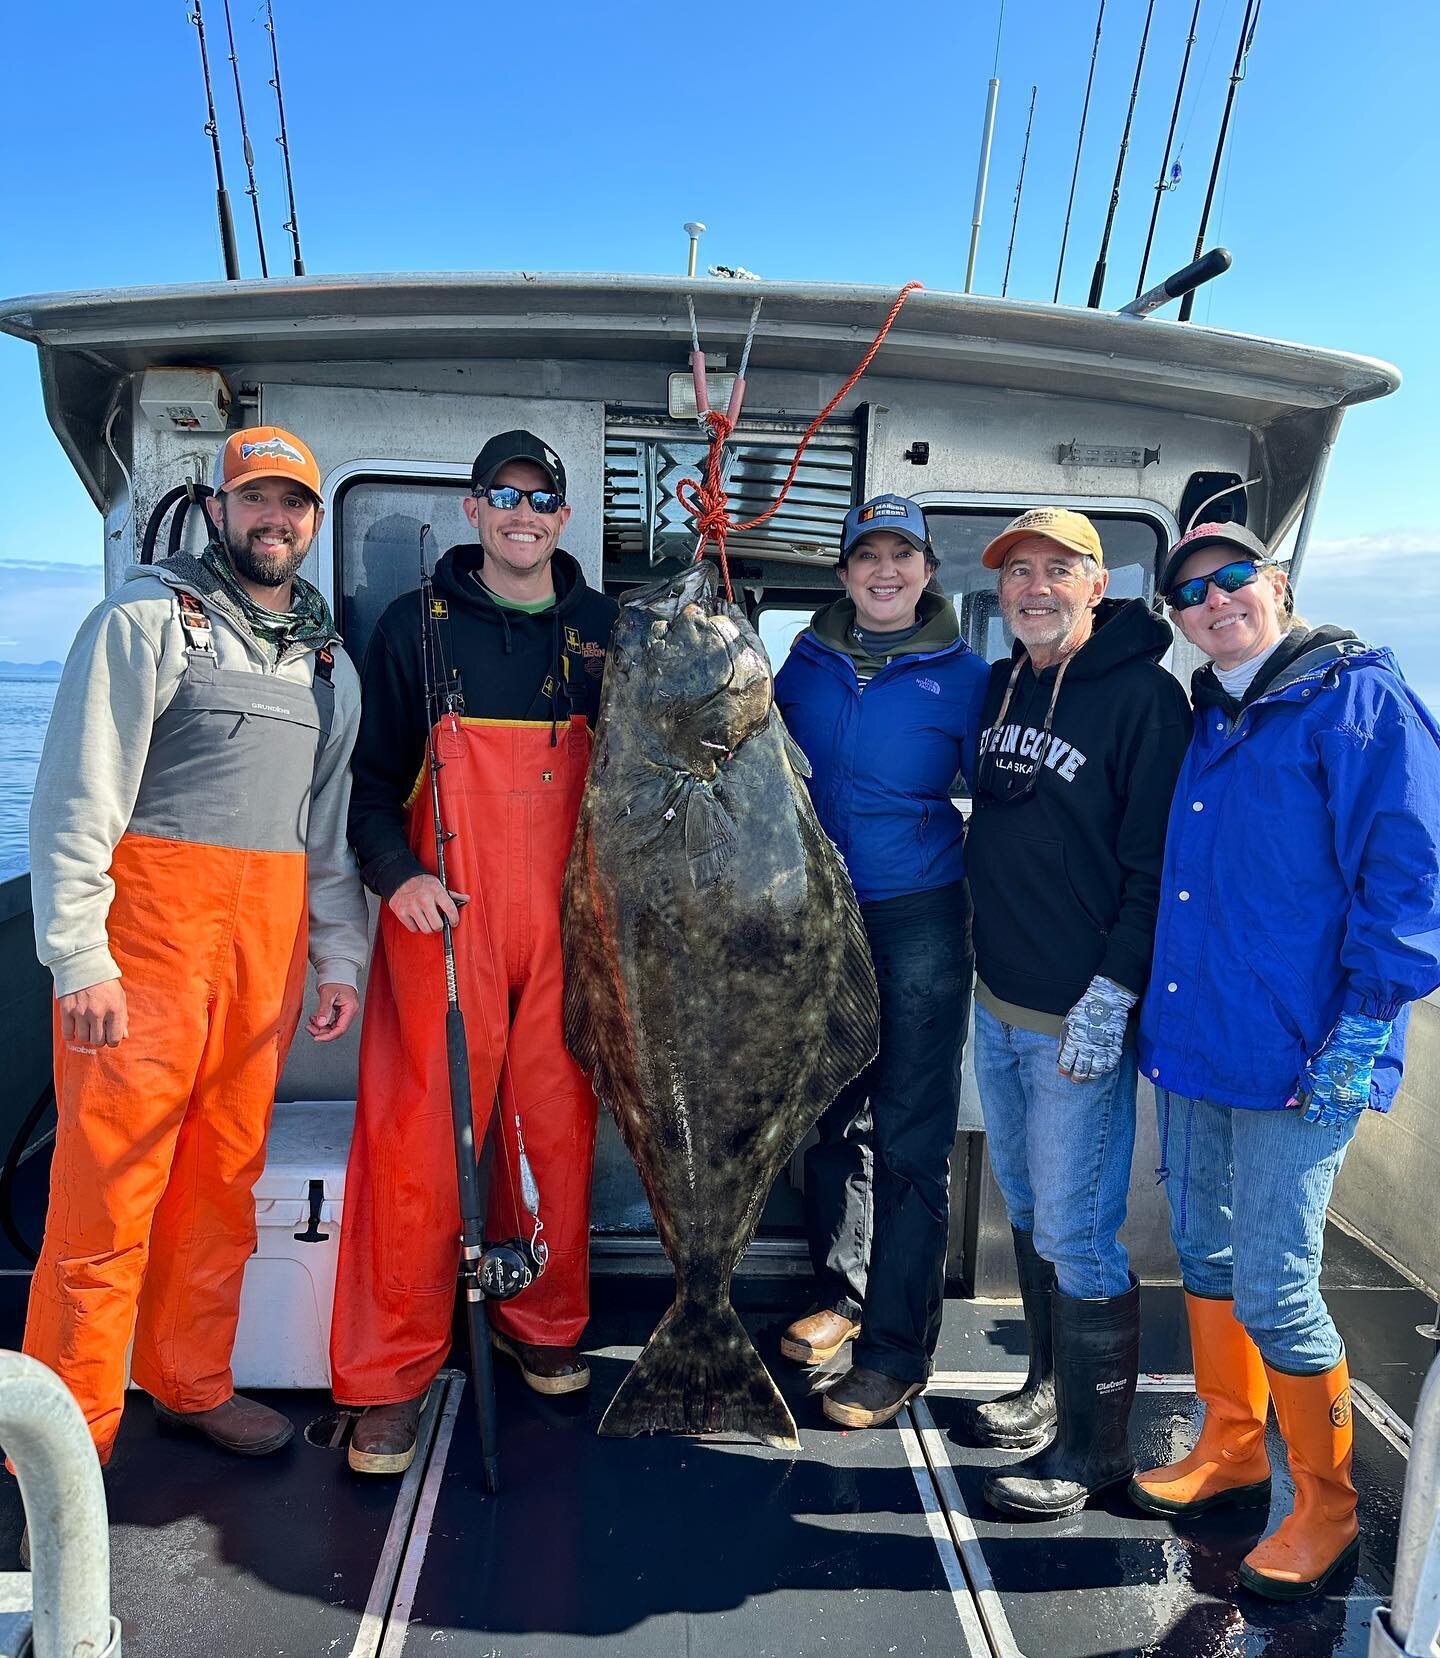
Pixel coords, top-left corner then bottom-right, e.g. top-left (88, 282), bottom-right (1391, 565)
top-left (952, 1227), bottom-right (1057, 1449)
top-left (1130, 1294), bottom-right (1271, 1516)
top-left (984, 1275), bottom-right (1139, 1519)
top-left (1238, 1356), bottom-right (1360, 1601)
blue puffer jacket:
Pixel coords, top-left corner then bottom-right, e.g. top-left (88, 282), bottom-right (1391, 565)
top-left (1139, 630), bottom-right (1440, 1112)
top-left (774, 595), bottom-right (989, 903)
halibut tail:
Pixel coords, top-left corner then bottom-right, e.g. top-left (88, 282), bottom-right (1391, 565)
top-left (598, 1300), bottom-right (799, 1449)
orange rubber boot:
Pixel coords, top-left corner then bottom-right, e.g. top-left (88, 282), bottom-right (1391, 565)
top-left (1238, 1356), bottom-right (1360, 1601)
top-left (1130, 1294), bottom-right (1271, 1517)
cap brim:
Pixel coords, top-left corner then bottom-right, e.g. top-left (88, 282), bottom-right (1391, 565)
top-left (218, 470), bottom-right (320, 500)
top-left (1159, 531), bottom-right (1267, 595)
top-left (982, 528), bottom-right (1100, 569)
top-left (843, 524), bottom-right (929, 556)
top-left (473, 453), bottom-right (562, 493)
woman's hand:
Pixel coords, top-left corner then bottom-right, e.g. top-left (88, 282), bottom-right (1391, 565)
top-left (1290, 1011), bottom-right (1393, 1125)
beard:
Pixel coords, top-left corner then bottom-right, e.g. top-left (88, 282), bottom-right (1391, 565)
top-left (222, 521), bottom-right (312, 590)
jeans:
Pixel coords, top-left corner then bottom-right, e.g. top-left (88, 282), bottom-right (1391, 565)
top-left (804, 881), bottom-right (973, 1384)
top-left (973, 1002), bottom-right (1136, 1300)
top-left (1155, 1089), bottom-right (1360, 1375)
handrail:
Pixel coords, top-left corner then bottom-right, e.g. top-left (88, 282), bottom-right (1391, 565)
top-left (1371, 1351), bottom-right (1440, 1657)
top-left (0, 1349), bottom-right (120, 1657)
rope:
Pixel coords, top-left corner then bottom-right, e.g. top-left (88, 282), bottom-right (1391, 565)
top-left (677, 280), bottom-right (922, 601)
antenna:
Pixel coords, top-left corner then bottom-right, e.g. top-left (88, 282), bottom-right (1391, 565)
top-left (1087, 0), bottom-right (1156, 308)
top-left (1136, 0), bottom-right (1202, 296)
top-left (1001, 85), bottom-right (1038, 298)
top-left (220, 0), bottom-right (268, 277)
top-left (188, 2), bottom-right (241, 280)
top-left (1054, 0), bottom-right (1105, 303)
top-left (964, 1), bottom-right (1006, 294)
top-left (265, 0), bottom-right (306, 275)
top-left (683, 222), bottom-right (706, 278)
top-left (1179, 0), bottom-right (1262, 322)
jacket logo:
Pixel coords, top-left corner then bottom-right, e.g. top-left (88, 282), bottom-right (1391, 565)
top-left (916, 677), bottom-right (941, 695)
top-left (429, 599), bottom-right (449, 619)
top-left (979, 722), bottom-right (1089, 782)
top-left (565, 626), bottom-right (581, 650)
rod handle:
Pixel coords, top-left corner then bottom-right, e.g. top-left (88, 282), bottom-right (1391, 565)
top-left (1123, 247), bottom-right (1232, 318)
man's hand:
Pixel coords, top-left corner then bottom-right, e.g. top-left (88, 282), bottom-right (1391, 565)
top-left (1290, 1011), bottom-right (1393, 1126)
top-left (387, 874), bottom-right (468, 935)
top-left (307, 982), bottom-right (361, 1043)
top-left (58, 979), bottom-right (128, 1048)
top-left (1058, 974), bottom-right (1138, 1082)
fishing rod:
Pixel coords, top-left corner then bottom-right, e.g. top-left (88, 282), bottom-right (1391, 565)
top-left (1087, 0), bottom-right (1156, 308)
top-left (417, 528), bottom-right (552, 1495)
top-left (1179, 0), bottom-right (1261, 322)
top-left (418, 528), bottom-right (501, 1494)
top-left (1053, 0), bottom-right (1104, 303)
top-left (220, 0), bottom-right (269, 277)
top-left (1002, 85), bottom-right (1037, 298)
top-left (264, 0), bottom-right (306, 275)
top-left (1136, 0), bottom-right (1202, 297)
top-left (964, 0), bottom-right (1006, 294)
top-left (188, 2), bottom-right (241, 281)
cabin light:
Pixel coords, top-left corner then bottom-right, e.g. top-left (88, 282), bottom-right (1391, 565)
top-left (669, 370), bottom-right (737, 422)
top-left (138, 367), bottom-right (232, 432)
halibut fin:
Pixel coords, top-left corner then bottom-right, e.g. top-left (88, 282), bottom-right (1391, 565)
top-left (598, 1300), bottom-right (799, 1449)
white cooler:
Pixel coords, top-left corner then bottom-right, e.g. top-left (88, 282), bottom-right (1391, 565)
top-left (232, 1099), bottom-right (356, 1390)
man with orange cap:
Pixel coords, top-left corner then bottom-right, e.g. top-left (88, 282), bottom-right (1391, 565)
top-left (25, 425), bottom-right (368, 1464)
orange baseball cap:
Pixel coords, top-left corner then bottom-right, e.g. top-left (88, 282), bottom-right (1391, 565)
top-left (981, 506), bottom-right (1104, 569)
top-left (213, 425), bottom-right (322, 499)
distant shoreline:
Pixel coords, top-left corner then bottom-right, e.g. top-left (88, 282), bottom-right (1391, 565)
top-left (0, 663), bottom-right (61, 682)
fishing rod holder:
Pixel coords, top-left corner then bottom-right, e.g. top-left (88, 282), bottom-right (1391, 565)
top-left (1119, 247), bottom-right (1232, 319)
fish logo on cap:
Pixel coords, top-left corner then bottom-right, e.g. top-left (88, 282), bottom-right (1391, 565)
top-left (241, 436), bottom-right (306, 464)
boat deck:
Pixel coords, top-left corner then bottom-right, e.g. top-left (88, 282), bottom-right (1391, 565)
top-left (0, 1221), bottom-right (1431, 1657)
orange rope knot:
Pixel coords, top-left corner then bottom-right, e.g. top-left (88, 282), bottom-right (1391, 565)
top-left (677, 281), bottom-right (923, 604)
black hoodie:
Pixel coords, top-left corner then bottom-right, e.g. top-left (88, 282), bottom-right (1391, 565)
top-left (965, 598), bottom-right (1192, 1017)
top-left (348, 545), bottom-right (618, 898)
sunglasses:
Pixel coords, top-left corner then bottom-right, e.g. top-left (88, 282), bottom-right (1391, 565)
top-left (480, 485), bottom-right (564, 514)
top-left (1167, 558), bottom-right (1261, 612)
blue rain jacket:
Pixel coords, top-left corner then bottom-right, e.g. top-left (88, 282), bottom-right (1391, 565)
top-left (774, 610), bottom-right (989, 904)
top-left (1139, 636), bottom-right (1440, 1112)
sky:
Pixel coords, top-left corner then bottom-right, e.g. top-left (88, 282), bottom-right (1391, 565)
top-left (1, 0), bottom-right (1437, 697)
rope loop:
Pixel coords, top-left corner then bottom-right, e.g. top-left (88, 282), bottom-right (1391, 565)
top-left (677, 281), bottom-right (922, 603)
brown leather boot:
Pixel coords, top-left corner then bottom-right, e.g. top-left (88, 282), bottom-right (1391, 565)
top-left (781, 1307), bottom-right (862, 1367)
top-left (822, 1366), bottom-right (923, 1428)
top-left (1130, 1294), bottom-right (1271, 1516)
top-left (1238, 1356), bottom-right (1360, 1601)
top-left (492, 1332), bottom-right (590, 1395)
top-left (348, 1391), bottom-right (428, 1476)
top-left (152, 1393), bottom-right (294, 1456)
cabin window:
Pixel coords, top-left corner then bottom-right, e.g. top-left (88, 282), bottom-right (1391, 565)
top-left (925, 507), bottom-right (1161, 662)
top-left (334, 474), bottom-right (473, 662)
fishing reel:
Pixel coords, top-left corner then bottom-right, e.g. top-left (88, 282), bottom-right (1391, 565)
top-left (478, 1233), bottom-right (550, 1301)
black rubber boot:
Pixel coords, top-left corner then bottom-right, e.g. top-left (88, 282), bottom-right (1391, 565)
top-left (952, 1227), bottom-right (1057, 1449)
top-left (984, 1275), bottom-right (1140, 1519)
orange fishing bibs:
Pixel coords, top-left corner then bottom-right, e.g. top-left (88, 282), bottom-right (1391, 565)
top-left (24, 611), bottom-right (330, 1461)
top-left (330, 716), bottom-right (599, 1407)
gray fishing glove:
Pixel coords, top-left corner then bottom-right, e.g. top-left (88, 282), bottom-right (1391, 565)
top-left (1058, 975), bottom-right (1138, 1082)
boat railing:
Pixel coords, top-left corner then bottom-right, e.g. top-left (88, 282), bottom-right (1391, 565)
top-left (1371, 1349), bottom-right (1440, 1657)
top-left (0, 1348), bottom-right (121, 1658)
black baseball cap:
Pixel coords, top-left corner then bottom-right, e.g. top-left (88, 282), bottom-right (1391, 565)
top-left (1159, 520), bottom-right (1272, 598)
top-left (469, 429), bottom-right (566, 497)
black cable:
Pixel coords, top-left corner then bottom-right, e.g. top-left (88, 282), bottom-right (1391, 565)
top-left (0, 1083), bottom-right (55, 1266)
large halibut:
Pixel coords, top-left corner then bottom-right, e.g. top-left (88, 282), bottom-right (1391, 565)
top-left (562, 562), bottom-right (879, 1447)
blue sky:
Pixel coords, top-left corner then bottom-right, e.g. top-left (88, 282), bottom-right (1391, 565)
top-left (2, 1), bottom-right (1437, 695)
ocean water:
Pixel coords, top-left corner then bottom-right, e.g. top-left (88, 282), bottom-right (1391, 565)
top-left (0, 679), bottom-right (57, 881)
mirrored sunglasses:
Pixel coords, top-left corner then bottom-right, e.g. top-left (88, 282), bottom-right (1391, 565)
top-left (1167, 557), bottom-right (1261, 612)
top-left (482, 485), bottom-right (564, 514)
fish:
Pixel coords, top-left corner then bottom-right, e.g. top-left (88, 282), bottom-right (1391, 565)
top-left (562, 561), bottom-right (880, 1447)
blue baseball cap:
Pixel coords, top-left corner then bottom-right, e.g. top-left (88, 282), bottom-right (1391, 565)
top-left (840, 494), bottom-right (931, 559)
